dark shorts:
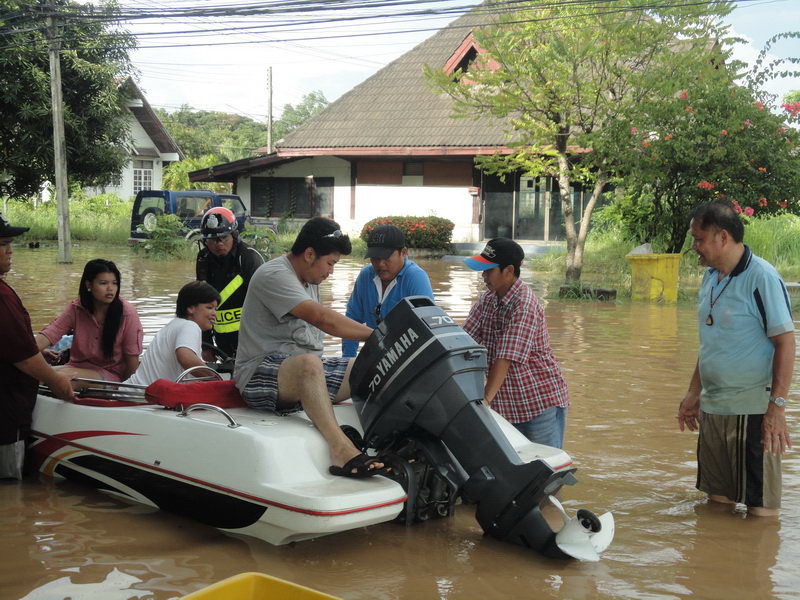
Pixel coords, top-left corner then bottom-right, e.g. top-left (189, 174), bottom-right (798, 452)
top-left (697, 411), bottom-right (781, 508)
top-left (241, 354), bottom-right (350, 415)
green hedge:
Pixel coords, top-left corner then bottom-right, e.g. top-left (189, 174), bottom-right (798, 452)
top-left (360, 216), bottom-right (454, 250)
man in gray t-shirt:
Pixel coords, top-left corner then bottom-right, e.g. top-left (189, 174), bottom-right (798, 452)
top-left (234, 217), bottom-right (385, 478)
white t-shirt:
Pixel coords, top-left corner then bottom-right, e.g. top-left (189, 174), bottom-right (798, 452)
top-left (125, 318), bottom-right (202, 386)
top-left (234, 254), bottom-right (324, 391)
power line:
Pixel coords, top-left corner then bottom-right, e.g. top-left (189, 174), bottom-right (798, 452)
top-left (0, 0), bottom-right (756, 49)
top-left (2, 0), bottom-right (762, 50)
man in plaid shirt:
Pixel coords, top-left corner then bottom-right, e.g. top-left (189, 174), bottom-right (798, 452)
top-left (462, 238), bottom-right (569, 448)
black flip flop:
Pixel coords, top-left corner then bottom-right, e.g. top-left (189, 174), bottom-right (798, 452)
top-left (329, 453), bottom-right (387, 478)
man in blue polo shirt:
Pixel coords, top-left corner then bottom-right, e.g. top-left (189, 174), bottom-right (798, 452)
top-left (342, 224), bottom-right (434, 357)
top-left (677, 201), bottom-right (794, 516)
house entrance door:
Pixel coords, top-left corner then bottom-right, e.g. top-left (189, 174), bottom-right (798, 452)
top-left (481, 173), bottom-right (515, 239)
top-left (482, 174), bottom-right (572, 241)
top-left (516, 177), bottom-right (545, 240)
top-left (516, 177), bottom-right (565, 241)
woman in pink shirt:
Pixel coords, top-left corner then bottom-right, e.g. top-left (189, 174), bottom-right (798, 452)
top-left (35, 259), bottom-right (143, 386)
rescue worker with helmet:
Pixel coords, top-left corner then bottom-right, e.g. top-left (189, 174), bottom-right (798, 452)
top-left (196, 207), bottom-right (264, 361)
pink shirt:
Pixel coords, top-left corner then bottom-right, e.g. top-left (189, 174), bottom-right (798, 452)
top-left (41, 298), bottom-right (143, 382)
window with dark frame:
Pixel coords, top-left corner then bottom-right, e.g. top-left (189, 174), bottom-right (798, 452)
top-left (250, 177), bottom-right (334, 219)
top-left (403, 162), bottom-right (424, 176)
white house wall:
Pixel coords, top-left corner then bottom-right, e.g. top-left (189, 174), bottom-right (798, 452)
top-left (85, 114), bottom-right (165, 200)
top-left (354, 184), bottom-right (478, 242)
top-left (236, 156), bottom-right (480, 242)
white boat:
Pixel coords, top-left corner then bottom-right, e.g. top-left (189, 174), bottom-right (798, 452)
top-left (29, 395), bottom-right (569, 545)
top-left (29, 297), bottom-right (614, 561)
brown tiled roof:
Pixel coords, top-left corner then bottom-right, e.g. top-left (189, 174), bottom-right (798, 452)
top-left (277, 8), bottom-right (511, 150)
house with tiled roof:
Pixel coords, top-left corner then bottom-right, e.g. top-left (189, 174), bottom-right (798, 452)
top-left (87, 78), bottom-right (183, 200)
top-left (188, 8), bottom-right (593, 242)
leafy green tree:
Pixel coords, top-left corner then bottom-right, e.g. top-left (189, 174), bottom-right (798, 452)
top-left (786, 90), bottom-right (800, 103)
top-left (608, 76), bottom-right (800, 253)
top-left (162, 155), bottom-right (231, 193)
top-left (155, 106), bottom-right (266, 161)
top-left (155, 91), bottom-right (328, 163)
top-left (273, 91), bottom-right (328, 141)
top-left (427, 1), bottom-right (734, 282)
top-left (0, 0), bottom-right (136, 198)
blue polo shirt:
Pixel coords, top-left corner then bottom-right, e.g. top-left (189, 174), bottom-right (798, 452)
top-left (697, 246), bottom-right (794, 415)
top-left (342, 258), bottom-right (434, 357)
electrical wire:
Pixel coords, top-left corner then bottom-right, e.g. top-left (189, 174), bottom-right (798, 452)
top-left (0, 0), bottom-right (762, 51)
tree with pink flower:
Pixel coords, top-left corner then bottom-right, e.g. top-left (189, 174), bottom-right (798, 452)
top-left (427, 0), bottom-right (745, 282)
top-left (604, 48), bottom-right (800, 253)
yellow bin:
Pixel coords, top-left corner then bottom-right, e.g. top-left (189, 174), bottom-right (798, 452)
top-left (626, 253), bottom-right (682, 303)
top-left (182, 572), bottom-right (342, 600)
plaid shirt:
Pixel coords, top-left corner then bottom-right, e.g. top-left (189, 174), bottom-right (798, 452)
top-left (462, 277), bottom-right (569, 423)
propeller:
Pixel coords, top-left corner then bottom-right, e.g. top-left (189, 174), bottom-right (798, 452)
top-left (548, 495), bottom-right (615, 562)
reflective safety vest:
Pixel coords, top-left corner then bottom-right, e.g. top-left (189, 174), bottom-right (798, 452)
top-left (214, 274), bottom-right (244, 333)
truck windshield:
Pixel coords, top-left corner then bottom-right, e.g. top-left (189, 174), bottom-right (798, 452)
top-left (176, 196), bottom-right (212, 219)
top-left (221, 196), bottom-right (247, 218)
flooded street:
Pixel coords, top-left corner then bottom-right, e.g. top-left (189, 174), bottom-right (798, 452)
top-left (3, 243), bottom-right (799, 599)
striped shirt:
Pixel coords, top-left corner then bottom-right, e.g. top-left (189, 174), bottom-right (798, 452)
top-left (463, 277), bottom-right (569, 423)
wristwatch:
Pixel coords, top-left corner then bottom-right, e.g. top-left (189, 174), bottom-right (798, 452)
top-left (769, 396), bottom-right (786, 408)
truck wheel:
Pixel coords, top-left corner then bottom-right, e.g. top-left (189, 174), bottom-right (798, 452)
top-left (185, 229), bottom-right (203, 243)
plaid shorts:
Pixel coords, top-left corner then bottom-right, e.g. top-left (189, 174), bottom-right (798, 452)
top-left (241, 353), bottom-right (350, 415)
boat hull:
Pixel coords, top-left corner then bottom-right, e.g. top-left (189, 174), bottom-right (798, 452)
top-left (30, 394), bottom-right (574, 546)
top-left (29, 396), bottom-right (408, 545)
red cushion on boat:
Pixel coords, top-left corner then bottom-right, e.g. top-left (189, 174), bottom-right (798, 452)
top-left (144, 378), bottom-right (247, 409)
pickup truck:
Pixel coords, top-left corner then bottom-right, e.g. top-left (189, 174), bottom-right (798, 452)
top-left (129, 190), bottom-right (249, 240)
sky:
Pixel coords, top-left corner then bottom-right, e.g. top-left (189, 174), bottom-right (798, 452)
top-left (114, 0), bottom-right (800, 123)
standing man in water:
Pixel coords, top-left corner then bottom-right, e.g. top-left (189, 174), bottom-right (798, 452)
top-left (678, 201), bottom-right (794, 516)
top-left (0, 214), bottom-right (73, 479)
top-left (342, 224), bottom-right (433, 357)
top-left (196, 207), bottom-right (264, 361)
top-left (462, 238), bottom-right (569, 448)
top-left (234, 217), bottom-right (385, 477)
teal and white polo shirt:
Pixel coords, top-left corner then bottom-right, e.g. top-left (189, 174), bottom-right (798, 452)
top-left (698, 246), bottom-right (794, 415)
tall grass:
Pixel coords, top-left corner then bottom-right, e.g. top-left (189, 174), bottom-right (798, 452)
top-left (3, 194), bottom-right (131, 244)
top-left (531, 213), bottom-right (800, 294)
top-left (743, 215), bottom-right (800, 281)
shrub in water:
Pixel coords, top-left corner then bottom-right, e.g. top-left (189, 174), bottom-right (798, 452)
top-left (360, 216), bottom-right (454, 250)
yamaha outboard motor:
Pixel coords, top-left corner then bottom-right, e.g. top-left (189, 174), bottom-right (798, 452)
top-left (350, 297), bottom-right (613, 561)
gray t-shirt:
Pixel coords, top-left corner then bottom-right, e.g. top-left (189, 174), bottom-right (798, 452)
top-left (234, 254), bottom-right (324, 390)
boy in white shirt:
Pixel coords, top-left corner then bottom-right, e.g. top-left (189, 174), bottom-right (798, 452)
top-left (126, 281), bottom-right (219, 386)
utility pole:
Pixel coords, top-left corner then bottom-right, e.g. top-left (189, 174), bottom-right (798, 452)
top-left (46, 9), bottom-right (72, 263)
top-left (267, 66), bottom-right (273, 154)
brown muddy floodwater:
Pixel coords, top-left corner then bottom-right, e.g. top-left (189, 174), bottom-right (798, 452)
top-left (2, 243), bottom-right (799, 600)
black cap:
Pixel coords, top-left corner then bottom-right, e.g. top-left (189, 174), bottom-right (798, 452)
top-left (365, 224), bottom-right (406, 259)
top-left (464, 237), bottom-right (524, 271)
top-left (0, 213), bottom-right (29, 238)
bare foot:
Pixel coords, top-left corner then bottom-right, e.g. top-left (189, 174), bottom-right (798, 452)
top-left (708, 494), bottom-right (735, 505)
top-left (747, 506), bottom-right (779, 517)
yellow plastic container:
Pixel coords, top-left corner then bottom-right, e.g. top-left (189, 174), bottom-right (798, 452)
top-left (626, 253), bottom-right (682, 303)
top-left (181, 572), bottom-right (342, 600)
